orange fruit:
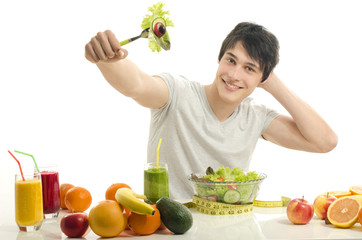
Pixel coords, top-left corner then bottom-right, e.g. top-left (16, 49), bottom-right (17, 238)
top-left (350, 186), bottom-right (362, 195)
top-left (65, 186), bottom-right (92, 212)
top-left (105, 183), bottom-right (131, 201)
top-left (89, 200), bottom-right (127, 238)
top-left (327, 197), bottom-right (361, 228)
top-left (348, 195), bottom-right (362, 205)
top-left (128, 205), bottom-right (161, 235)
top-left (60, 183), bottom-right (74, 209)
top-left (124, 209), bottom-right (131, 230)
top-left (358, 208), bottom-right (362, 224)
top-left (328, 191), bottom-right (352, 198)
top-left (105, 183), bottom-right (132, 216)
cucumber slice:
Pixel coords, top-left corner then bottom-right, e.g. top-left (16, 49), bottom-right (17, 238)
top-left (238, 185), bottom-right (254, 201)
top-left (223, 189), bottom-right (241, 204)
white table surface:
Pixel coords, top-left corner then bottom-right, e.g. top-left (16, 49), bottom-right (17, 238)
top-left (1, 206), bottom-right (362, 240)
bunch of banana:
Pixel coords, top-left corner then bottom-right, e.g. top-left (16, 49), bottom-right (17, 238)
top-left (115, 188), bottom-right (155, 215)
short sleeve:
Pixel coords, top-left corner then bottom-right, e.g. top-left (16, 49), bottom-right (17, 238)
top-left (261, 105), bottom-right (280, 134)
top-left (154, 72), bottom-right (175, 111)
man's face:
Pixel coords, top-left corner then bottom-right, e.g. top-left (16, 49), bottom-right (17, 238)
top-left (215, 42), bottom-right (263, 105)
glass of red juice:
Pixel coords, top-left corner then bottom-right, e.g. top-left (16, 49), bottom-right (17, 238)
top-left (37, 165), bottom-right (60, 219)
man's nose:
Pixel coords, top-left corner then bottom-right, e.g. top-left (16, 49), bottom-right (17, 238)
top-left (230, 66), bottom-right (244, 81)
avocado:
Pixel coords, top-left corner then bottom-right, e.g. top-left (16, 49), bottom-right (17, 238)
top-left (156, 197), bottom-right (193, 234)
top-left (151, 17), bottom-right (171, 50)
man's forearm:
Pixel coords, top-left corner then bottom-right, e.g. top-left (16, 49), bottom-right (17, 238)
top-left (97, 59), bottom-right (143, 98)
top-left (262, 74), bottom-right (338, 152)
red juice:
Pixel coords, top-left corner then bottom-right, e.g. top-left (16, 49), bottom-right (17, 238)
top-left (40, 171), bottom-right (60, 215)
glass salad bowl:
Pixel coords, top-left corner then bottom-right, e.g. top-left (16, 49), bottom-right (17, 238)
top-left (187, 171), bottom-right (267, 205)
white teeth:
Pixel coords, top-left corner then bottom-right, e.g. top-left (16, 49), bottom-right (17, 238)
top-left (225, 81), bottom-right (240, 89)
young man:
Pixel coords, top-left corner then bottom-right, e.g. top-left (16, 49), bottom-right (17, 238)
top-left (85, 22), bottom-right (337, 200)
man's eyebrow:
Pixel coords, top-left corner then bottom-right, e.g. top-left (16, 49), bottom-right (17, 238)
top-left (226, 51), bottom-right (260, 70)
top-left (226, 52), bottom-right (238, 59)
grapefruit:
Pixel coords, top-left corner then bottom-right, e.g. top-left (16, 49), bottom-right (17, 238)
top-left (358, 208), bottom-right (362, 224)
top-left (328, 191), bottom-right (352, 198)
top-left (88, 200), bottom-right (127, 238)
top-left (327, 197), bottom-right (361, 228)
top-left (349, 186), bottom-right (362, 195)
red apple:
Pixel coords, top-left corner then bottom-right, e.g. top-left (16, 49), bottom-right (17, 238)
top-left (60, 213), bottom-right (90, 238)
top-left (287, 197), bottom-right (314, 224)
top-left (313, 193), bottom-right (337, 220)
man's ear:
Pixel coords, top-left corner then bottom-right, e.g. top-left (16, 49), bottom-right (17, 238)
top-left (259, 75), bottom-right (267, 84)
top-left (261, 72), bottom-right (270, 83)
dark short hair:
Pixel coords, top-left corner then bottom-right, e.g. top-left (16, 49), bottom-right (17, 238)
top-left (218, 22), bottom-right (279, 82)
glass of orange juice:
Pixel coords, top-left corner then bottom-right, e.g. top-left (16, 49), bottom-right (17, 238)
top-left (15, 172), bottom-right (43, 232)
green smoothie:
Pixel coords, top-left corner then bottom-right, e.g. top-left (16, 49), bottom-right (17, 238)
top-left (144, 165), bottom-right (169, 204)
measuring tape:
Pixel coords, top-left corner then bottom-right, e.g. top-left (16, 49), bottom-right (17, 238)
top-left (184, 195), bottom-right (290, 215)
top-left (253, 196), bottom-right (291, 207)
top-left (190, 195), bottom-right (253, 215)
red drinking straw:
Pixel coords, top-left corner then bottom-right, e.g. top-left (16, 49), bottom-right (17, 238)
top-left (8, 150), bottom-right (25, 181)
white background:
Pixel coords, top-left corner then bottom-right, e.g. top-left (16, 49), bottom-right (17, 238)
top-left (1, 0), bottom-right (362, 222)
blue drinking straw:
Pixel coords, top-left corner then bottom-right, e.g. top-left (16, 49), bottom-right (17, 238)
top-left (14, 150), bottom-right (40, 173)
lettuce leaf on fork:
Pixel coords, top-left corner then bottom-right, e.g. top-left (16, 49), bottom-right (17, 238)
top-left (141, 2), bottom-right (174, 52)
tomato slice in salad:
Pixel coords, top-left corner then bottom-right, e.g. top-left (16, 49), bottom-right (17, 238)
top-left (227, 184), bottom-right (237, 190)
top-left (217, 176), bottom-right (237, 189)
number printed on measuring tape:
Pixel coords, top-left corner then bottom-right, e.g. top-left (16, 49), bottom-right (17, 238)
top-left (253, 196), bottom-right (291, 207)
top-left (187, 195), bottom-right (291, 215)
top-left (192, 196), bottom-right (253, 215)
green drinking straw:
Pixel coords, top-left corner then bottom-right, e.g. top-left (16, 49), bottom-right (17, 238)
top-left (14, 150), bottom-right (40, 173)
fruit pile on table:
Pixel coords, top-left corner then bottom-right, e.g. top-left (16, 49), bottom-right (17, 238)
top-left (287, 186), bottom-right (362, 228)
top-left (59, 182), bottom-right (192, 238)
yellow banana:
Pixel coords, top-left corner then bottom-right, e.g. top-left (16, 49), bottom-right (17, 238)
top-left (115, 188), bottom-right (155, 215)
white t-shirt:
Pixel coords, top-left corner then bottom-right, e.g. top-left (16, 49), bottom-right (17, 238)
top-left (147, 73), bottom-right (279, 200)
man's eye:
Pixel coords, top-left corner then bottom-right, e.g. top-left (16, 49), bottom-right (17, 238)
top-left (227, 58), bottom-right (236, 64)
top-left (246, 66), bottom-right (254, 72)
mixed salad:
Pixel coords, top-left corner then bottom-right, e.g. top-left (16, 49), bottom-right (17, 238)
top-left (190, 166), bottom-right (265, 204)
top-left (141, 2), bottom-right (174, 52)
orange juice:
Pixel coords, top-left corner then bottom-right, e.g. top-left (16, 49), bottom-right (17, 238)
top-left (15, 174), bottom-right (43, 231)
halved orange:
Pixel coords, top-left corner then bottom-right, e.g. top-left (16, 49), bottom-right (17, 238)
top-left (349, 186), bottom-right (362, 195)
top-left (327, 197), bottom-right (361, 228)
top-left (327, 191), bottom-right (352, 198)
top-left (358, 208), bottom-right (362, 224)
top-left (348, 195), bottom-right (362, 204)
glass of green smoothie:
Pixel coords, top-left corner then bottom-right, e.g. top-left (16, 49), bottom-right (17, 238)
top-left (144, 162), bottom-right (169, 204)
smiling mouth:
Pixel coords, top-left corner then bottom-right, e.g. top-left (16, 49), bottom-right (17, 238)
top-left (223, 79), bottom-right (242, 89)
